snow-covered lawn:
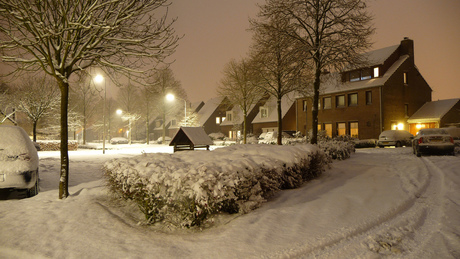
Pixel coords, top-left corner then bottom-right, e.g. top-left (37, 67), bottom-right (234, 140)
top-left (0, 145), bottom-right (459, 258)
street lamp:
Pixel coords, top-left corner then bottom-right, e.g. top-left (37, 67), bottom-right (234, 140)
top-left (116, 109), bottom-right (134, 145)
top-left (94, 74), bottom-right (106, 154)
top-left (166, 93), bottom-right (187, 126)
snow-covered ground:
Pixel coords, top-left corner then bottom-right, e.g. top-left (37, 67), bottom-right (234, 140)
top-left (0, 145), bottom-right (459, 258)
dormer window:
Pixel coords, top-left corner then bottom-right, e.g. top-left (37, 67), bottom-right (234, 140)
top-left (373, 67), bottom-right (379, 77)
top-left (260, 107), bottom-right (268, 118)
top-left (226, 111), bottom-right (233, 122)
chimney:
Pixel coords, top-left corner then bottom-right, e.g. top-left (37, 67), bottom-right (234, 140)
top-left (400, 37), bottom-right (414, 59)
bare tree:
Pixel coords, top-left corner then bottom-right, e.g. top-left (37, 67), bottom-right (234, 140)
top-left (13, 75), bottom-right (60, 141)
top-left (258, 0), bottom-right (374, 144)
top-left (116, 78), bottom-right (142, 144)
top-left (250, 12), bottom-right (306, 145)
top-left (0, 82), bottom-right (16, 124)
top-left (0, 0), bottom-right (179, 198)
top-left (217, 58), bottom-right (264, 144)
top-left (70, 73), bottom-right (101, 144)
top-left (147, 67), bottom-right (186, 144)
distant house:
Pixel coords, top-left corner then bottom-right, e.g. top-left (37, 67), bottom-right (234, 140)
top-left (252, 92), bottom-right (298, 136)
top-left (196, 96), bottom-right (232, 135)
top-left (407, 98), bottom-right (460, 135)
top-left (220, 95), bottom-right (269, 140)
top-left (296, 37), bottom-right (432, 139)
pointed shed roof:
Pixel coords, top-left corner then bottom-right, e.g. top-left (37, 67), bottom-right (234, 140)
top-left (169, 127), bottom-right (213, 146)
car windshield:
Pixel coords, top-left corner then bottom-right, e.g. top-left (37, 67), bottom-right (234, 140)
top-left (420, 129), bottom-right (448, 135)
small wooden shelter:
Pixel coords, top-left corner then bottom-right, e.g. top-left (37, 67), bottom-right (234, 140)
top-left (169, 127), bottom-right (214, 152)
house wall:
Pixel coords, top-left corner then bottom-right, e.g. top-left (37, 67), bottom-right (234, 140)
top-left (252, 102), bottom-right (297, 136)
top-left (441, 101), bottom-right (460, 127)
top-left (298, 87), bottom-right (382, 139)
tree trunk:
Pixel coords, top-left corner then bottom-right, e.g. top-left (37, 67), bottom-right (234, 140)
top-left (32, 120), bottom-right (37, 142)
top-left (58, 80), bottom-right (70, 199)
top-left (277, 97), bottom-right (282, 145)
top-left (310, 62), bottom-right (321, 145)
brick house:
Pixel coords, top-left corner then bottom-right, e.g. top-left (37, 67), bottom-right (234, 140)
top-left (252, 92), bottom-right (298, 136)
top-left (296, 38), bottom-right (432, 139)
top-left (220, 95), bottom-right (269, 140)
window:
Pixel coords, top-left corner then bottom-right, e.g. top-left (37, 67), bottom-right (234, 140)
top-left (302, 100), bottom-right (307, 111)
top-left (373, 67), bottom-right (379, 77)
top-left (403, 72), bottom-right (408, 84)
top-left (324, 124), bottom-right (332, 138)
top-left (323, 97), bottom-right (332, 109)
top-left (260, 107), bottom-right (268, 118)
top-left (348, 93), bottom-right (358, 106)
top-left (366, 91), bottom-right (372, 105)
top-left (361, 69), bottom-right (371, 80)
top-left (337, 122), bottom-right (346, 136)
top-left (350, 122), bottom-right (359, 138)
top-left (216, 117), bottom-right (221, 124)
top-left (336, 95), bottom-right (345, 107)
top-left (350, 70), bottom-right (361, 82)
top-left (226, 111), bottom-right (233, 122)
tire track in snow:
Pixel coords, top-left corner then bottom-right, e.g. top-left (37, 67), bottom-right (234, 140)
top-left (279, 150), bottom-right (447, 258)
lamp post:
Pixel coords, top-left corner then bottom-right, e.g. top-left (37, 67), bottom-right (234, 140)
top-left (116, 109), bottom-right (135, 144)
top-left (94, 74), bottom-right (106, 154)
top-left (166, 93), bottom-right (187, 126)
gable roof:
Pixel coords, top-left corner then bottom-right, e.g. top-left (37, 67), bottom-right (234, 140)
top-left (252, 91), bottom-right (298, 124)
top-left (408, 98), bottom-right (460, 123)
top-left (169, 127), bottom-right (213, 146)
top-left (197, 96), bottom-right (226, 126)
top-left (320, 54), bottom-right (409, 95)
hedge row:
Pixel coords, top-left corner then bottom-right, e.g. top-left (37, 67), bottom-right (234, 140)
top-left (103, 144), bottom-right (329, 228)
top-left (36, 141), bottom-right (78, 151)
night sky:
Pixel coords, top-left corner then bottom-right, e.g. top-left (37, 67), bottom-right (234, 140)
top-left (168, 0), bottom-right (460, 103)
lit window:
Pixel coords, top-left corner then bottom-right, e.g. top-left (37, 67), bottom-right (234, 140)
top-left (373, 67), bottom-right (379, 77)
top-left (323, 97), bottom-right (332, 109)
top-left (403, 72), bottom-right (408, 84)
top-left (350, 122), bottom-right (359, 138)
top-left (337, 122), bottom-right (346, 136)
top-left (324, 124), bottom-right (332, 138)
top-left (216, 117), bottom-right (220, 124)
top-left (260, 107), bottom-right (268, 118)
top-left (348, 93), bottom-right (358, 106)
top-left (302, 100), bottom-right (307, 111)
top-left (336, 95), bottom-right (345, 107)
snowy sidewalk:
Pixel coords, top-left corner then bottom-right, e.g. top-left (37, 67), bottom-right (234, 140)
top-left (0, 147), bottom-right (458, 258)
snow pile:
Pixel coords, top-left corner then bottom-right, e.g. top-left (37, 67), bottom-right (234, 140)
top-left (103, 144), bottom-right (328, 228)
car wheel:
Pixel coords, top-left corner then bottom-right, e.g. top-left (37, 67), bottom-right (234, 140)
top-left (27, 173), bottom-right (39, 198)
top-left (395, 141), bottom-right (401, 148)
top-left (416, 149), bottom-right (421, 157)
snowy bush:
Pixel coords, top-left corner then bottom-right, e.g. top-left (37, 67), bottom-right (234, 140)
top-left (103, 144), bottom-right (329, 228)
top-left (208, 132), bottom-right (225, 141)
top-left (318, 139), bottom-right (355, 161)
top-left (36, 140), bottom-right (78, 151)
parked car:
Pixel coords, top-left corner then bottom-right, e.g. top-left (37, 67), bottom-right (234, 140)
top-left (0, 125), bottom-right (39, 197)
top-left (377, 130), bottom-right (413, 148)
top-left (110, 137), bottom-right (129, 144)
top-left (412, 128), bottom-right (455, 157)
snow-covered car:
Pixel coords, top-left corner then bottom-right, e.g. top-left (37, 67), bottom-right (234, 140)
top-left (110, 137), bottom-right (129, 144)
top-left (412, 128), bottom-right (455, 157)
top-left (377, 130), bottom-right (413, 148)
top-left (0, 125), bottom-right (39, 197)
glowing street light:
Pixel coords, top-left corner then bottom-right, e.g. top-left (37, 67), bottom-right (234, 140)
top-left (166, 93), bottom-right (187, 126)
top-left (94, 74), bottom-right (106, 154)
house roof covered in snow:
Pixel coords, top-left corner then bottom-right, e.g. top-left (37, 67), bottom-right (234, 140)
top-left (197, 96), bottom-right (226, 126)
top-left (252, 92), bottom-right (299, 124)
top-left (408, 98), bottom-right (460, 123)
top-left (169, 127), bottom-right (213, 146)
top-left (220, 104), bottom-right (257, 126)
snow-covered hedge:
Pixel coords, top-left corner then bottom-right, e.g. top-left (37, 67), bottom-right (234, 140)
top-left (36, 140), bottom-right (78, 151)
top-left (103, 144), bottom-right (328, 228)
top-left (317, 139), bottom-right (355, 161)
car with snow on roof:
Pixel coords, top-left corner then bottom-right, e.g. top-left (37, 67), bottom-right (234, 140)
top-left (412, 128), bottom-right (455, 157)
top-left (377, 130), bottom-right (413, 148)
top-left (0, 125), bottom-right (39, 197)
